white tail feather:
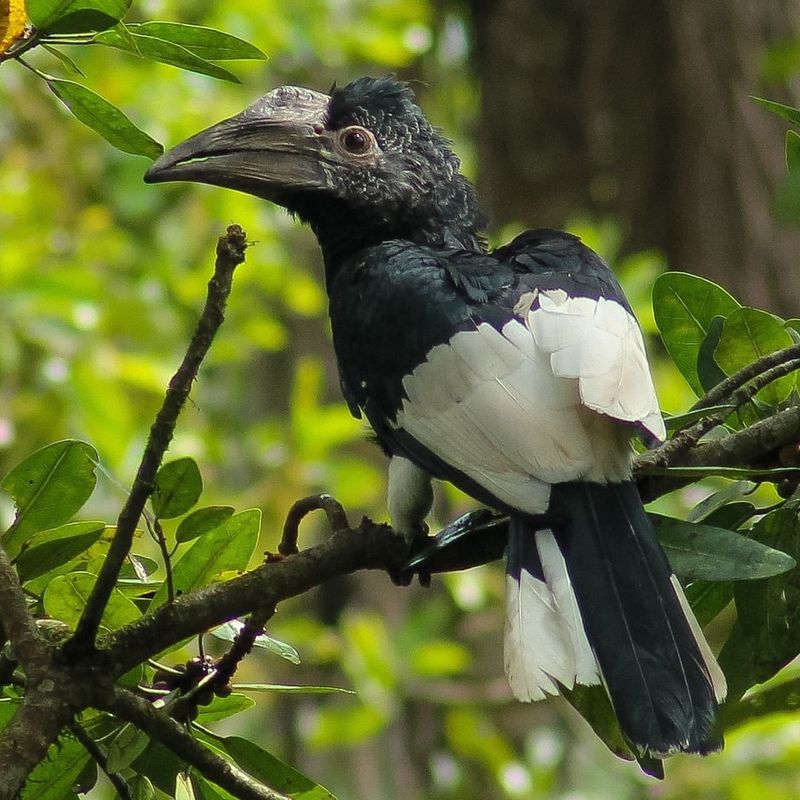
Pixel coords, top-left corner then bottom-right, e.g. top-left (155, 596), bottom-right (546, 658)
top-left (504, 529), bottom-right (600, 701)
top-left (670, 575), bottom-right (728, 702)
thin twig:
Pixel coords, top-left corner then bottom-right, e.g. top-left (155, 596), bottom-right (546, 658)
top-left (213, 607), bottom-right (276, 690)
top-left (100, 687), bottom-right (290, 800)
top-left (67, 226), bottom-right (248, 655)
top-left (645, 357), bottom-right (800, 468)
top-left (691, 343), bottom-right (800, 411)
top-left (68, 719), bottom-right (132, 800)
top-left (147, 517), bottom-right (175, 604)
top-left (279, 493), bottom-right (350, 555)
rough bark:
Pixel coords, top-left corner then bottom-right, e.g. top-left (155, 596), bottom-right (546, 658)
top-left (470, 0), bottom-right (800, 313)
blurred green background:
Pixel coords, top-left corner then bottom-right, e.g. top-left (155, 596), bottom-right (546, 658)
top-left (3, 1), bottom-right (800, 798)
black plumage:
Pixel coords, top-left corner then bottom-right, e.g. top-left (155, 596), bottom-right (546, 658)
top-left (145, 76), bottom-right (726, 761)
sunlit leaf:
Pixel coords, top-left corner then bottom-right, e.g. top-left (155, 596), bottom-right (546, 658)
top-left (94, 28), bottom-right (239, 82)
top-left (714, 307), bottom-right (795, 405)
top-left (127, 22), bottom-right (266, 60)
top-left (652, 272), bottom-right (740, 395)
top-left (29, 0), bottom-right (131, 33)
top-left (43, 571), bottom-right (141, 630)
top-left (752, 95), bottom-right (800, 126)
top-left (224, 736), bottom-right (338, 799)
top-left (175, 772), bottom-right (195, 800)
top-left (152, 457), bottom-right (203, 519)
top-left (1, 439), bottom-right (98, 557)
top-left (652, 514), bottom-right (796, 581)
top-left (16, 520), bottom-right (105, 581)
top-left (149, 509), bottom-right (260, 609)
top-left (46, 79), bottom-right (163, 158)
top-left (234, 684), bottom-right (354, 695)
top-left (210, 620), bottom-right (300, 664)
top-left (175, 506), bottom-right (234, 543)
top-left (196, 694), bottom-right (254, 724)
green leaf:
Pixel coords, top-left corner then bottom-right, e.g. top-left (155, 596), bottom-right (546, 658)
top-left (686, 480), bottom-right (754, 523)
top-left (728, 508), bottom-right (800, 693)
top-left (562, 685), bottom-right (635, 762)
top-left (129, 775), bottom-right (156, 800)
top-left (175, 506), bottom-right (234, 543)
top-left (196, 694), bottom-right (254, 724)
top-left (46, 79), bottom-right (163, 159)
top-left (175, 773), bottom-right (195, 800)
top-left (152, 457), bottom-right (203, 519)
top-left (663, 404), bottom-right (737, 433)
top-left (106, 723), bottom-right (151, 774)
top-left (43, 571), bottom-right (141, 630)
top-left (787, 130), bottom-right (800, 174)
top-left (29, 0), bottom-right (131, 33)
top-left (40, 43), bottom-right (87, 76)
top-left (224, 736), bottom-right (338, 799)
top-left (644, 465), bottom-right (800, 480)
top-left (1, 439), bottom-right (98, 557)
top-left (127, 22), bottom-right (266, 60)
top-left (21, 735), bottom-right (89, 800)
top-left (714, 307), bottom-right (796, 405)
top-left (651, 514), bottom-right (796, 581)
top-left (652, 272), bottom-right (740, 395)
top-left (696, 315), bottom-right (727, 392)
top-left (16, 521), bottom-right (105, 581)
top-left (149, 509), bottom-right (260, 609)
top-left (94, 29), bottom-right (239, 83)
top-left (210, 620), bottom-right (301, 664)
top-left (234, 684), bottom-right (354, 695)
top-left (753, 95), bottom-right (800, 126)
top-left (684, 580), bottom-right (733, 626)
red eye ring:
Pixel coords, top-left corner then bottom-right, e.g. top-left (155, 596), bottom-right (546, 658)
top-left (340, 126), bottom-right (373, 155)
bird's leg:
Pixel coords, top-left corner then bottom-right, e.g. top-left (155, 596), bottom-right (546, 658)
top-left (387, 456), bottom-right (433, 547)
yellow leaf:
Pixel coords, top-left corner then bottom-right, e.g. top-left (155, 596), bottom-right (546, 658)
top-left (0, 0), bottom-right (28, 56)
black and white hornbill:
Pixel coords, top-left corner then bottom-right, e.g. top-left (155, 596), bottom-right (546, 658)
top-left (145, 76), bottom-right (726, 759)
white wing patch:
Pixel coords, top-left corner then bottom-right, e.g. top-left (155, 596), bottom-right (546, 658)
top-left (504, 529), bottom-right (600, 701)
top-left (395, 307), bottom-right (659, 511)
top-left (528, 290), bottom-right (666, 442)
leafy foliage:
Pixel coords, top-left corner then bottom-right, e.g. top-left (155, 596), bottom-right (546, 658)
top-left (4, 6), bottom-right (800, 799)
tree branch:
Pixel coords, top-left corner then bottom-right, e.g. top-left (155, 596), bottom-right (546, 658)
top-left (105, 520), bottom-right (406, 677)
top-left (0, 545), bottom-right (46, 672)
top-left (98, 687), bottom-right (290, 800)
top-left (68, 226), bottom-right (248, 654)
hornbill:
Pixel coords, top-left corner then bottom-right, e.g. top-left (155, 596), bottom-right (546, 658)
top-left (145, 76), bottom-right (727, 760)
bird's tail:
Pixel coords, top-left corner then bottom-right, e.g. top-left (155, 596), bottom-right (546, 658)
top-left (503, 480), bottom-right (726, 757)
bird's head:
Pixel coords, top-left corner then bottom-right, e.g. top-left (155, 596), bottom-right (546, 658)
top-left (145, 76), bottom-right (484, 261)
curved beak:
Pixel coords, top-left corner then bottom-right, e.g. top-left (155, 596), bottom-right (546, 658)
top-left (144, 86), bottom-right (335, 200)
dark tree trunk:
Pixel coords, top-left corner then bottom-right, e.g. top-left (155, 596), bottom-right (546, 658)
top-left (469, 0), bottom-right (800, 314)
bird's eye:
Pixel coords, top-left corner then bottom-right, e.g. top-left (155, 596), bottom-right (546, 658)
top-left (339, 126), bottom-right (374, 156)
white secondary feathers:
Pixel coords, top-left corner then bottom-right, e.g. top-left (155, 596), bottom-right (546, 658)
top-left (504, 529), bottom-right (600, 701)
top-left (395, 294), bottom-right (663, 512)
top-left (528, 290), bottom-right (666, 442)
